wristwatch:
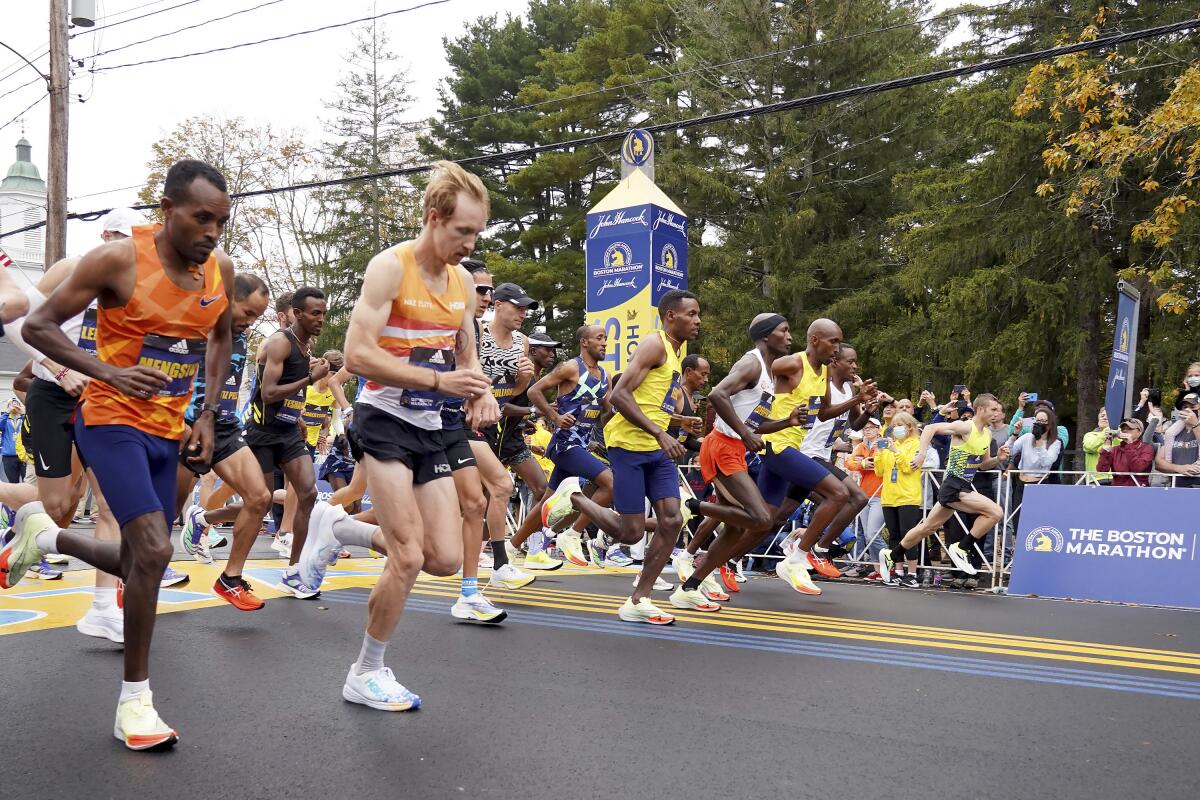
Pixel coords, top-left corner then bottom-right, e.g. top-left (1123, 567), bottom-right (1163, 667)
top-left (199, 402), bottom-right (221, 417)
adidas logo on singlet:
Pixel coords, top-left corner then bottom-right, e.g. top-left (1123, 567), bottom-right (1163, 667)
top-left (169, 340), bottom-right (190, 355)
top-left (429, 351), bottom-right (445, 365)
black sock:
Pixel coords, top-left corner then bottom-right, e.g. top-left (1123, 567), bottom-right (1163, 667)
top-left (682, 575), bottom-right (703, 591)
top-left (890, 541), bottom-right (907, 562)
top-left (490, 539), bottom-right (509, 569)
top-left (219, 571), bottom-right (239, 586)
top-left (826, 543), bottom-right (849, 561)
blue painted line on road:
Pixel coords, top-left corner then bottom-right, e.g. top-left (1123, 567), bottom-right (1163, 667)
top-left (322, 589), bottom-right (1200, 700)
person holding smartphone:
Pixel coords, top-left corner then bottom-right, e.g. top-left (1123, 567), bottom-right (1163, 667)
top-left (1097, 418), bottom-right (1155, 487)
top-left (1155, 393), bottom-right (1200, 488)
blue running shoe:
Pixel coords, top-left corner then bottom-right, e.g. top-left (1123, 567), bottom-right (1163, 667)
top-left (28, 558), bottom-right (63, 580)
top-left (180, 505), bottom-right (211, 564)
top-left (275, 566), bottom-right (319, 599)
top-left (160, 566), bottom-right (190, 587)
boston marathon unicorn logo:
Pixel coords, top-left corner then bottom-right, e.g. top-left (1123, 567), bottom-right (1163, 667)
top-left (621, 129), bottom-right (654, 167)
top-left (1119, 317), bottom-right (1130, 354)
top-left (1025, 526), bottom-right (1064, 553)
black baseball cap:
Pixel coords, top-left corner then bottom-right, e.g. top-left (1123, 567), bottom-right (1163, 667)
top-left (493, 283), bottom-right (539, 310)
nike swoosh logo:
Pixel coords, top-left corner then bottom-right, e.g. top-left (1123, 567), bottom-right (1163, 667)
top-left (457, 458), bottom-right (472, 465)
top-left (199, 295), bottom-right (222, 307)
top-left (38, 453), bottom-right (49, 471)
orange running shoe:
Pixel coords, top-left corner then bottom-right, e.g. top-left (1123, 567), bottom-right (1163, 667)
top-left (213, 574), bottom-right (265, 611)
top-left (808, 552), bottom-right (841, 579)
top-left (719, 564), bottom-right (741, 593)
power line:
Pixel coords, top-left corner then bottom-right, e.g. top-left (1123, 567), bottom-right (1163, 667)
top-left (66, 1), bottom-right (1019, 200)
top-left (91, 0), bottom-right (289, 59)
top-left (89, 0), bottom-right (454, 72)
top-left (0, 75), bottom-right (45, 105)
top-left (73, 0), bottom-right (206, 37)
top-left (0, 93), bottom-right (48, 135)
top-left (3, 15), bottom-right (1196, 241)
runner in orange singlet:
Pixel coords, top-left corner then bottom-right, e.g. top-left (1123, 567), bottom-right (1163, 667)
top-left (2, 160), bottom-right (235, 751)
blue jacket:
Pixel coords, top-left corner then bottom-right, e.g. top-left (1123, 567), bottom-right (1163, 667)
top-left (0, 414), bottom-right (23, 457)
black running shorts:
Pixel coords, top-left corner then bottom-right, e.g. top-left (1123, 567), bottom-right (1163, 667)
top-left (179, 419), bottom-right (247, 476)
top-left (245, 424), bottom-right (310, 474)
top-left (442, 425), bottom-right (477, 472)
top-left (483, 420), bottom-right (532, 467)
top-left (25, 377), bottom-right (77, 479)
top-left (937, 475), bottom-right (975, 506)
top-left (349, 402), bottom-right (450, 484)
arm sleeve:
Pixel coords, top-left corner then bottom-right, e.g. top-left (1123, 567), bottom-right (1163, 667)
top-left (1008, 409), bottom-right (1024, 438)
top-left (1142, 418), bottom-right (1159, 444)
top-left (5, 287), bottom-right (49, 367)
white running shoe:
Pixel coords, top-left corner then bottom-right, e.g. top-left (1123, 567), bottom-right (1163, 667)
top-left (181, 504), bottom-right (211, 564)
top-left (946, 541), bottom-right (978, 576)
top-left (617, 597), bottom-right (675, 625)
top-left (669, 586), bottom-right (720, 612)
top-left (298, 501), bottom-right (341, 590)
top-left (632, 572), bottom-right (674, 591)
top-left (523, 550), bottom-right (563, 571)
top-left (113, 690), bottom-right (178, 750)
top-left (342, 664), bottom-right (421, 711)
top-left (270, 532), bottom-right (293, 559)
top-left (42, 552), bottom-right (68, 565)
top-left (488, 563), bottom-right (535, 590)
top-left (450, 592), bottom-right (508, 623)
top-left (700, 571), bottom-right (731, 602)
top-left (672, 551), bottom-right (695, 582)
top-left (775, 558), bottom-right (821, 596)
top-left (76, 604), bottom-right (124, 643)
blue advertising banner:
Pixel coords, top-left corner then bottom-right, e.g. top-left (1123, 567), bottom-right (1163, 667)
top-left (1103, 286), bottom-right (1138, 425)
top-left (585, 202), bottom-right (687, 374)
top-left (1009, 484), bottom-right (1200, 609)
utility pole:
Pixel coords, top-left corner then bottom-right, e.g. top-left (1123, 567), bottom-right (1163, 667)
top-left (46, 0), bottom-right (69, 266)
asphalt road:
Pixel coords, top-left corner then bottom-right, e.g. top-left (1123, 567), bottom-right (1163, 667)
top-left (1, 555), bottom-right (1197, 800)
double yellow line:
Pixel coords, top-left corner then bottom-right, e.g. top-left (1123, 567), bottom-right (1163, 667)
top-left (405, 573), bottom-right (1200, 676)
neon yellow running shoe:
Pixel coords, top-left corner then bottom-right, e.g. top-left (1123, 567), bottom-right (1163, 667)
top-left (113, 690), bottom-right (179, 751)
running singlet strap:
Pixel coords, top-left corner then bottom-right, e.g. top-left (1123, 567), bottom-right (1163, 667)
top-left (356, 241), bottom-right (468, 431)
top-left (80, 224), bottom-right (228, 441)
top-left (187, 333), bottom-right (246, 424)
top-left (603, 330), bottom-right (683, 453)
top-left (799, 379), bottom-right (852, 460)
top-left (481, 327), bottom-right (526, 407)
top-left (713, 348), bottom-right (775, 439)
top-left (549, 356), bottom-right (609, 451)
top-left (762, 355), bottom-right (827, 453)
top-left (249, 329), bottom-right (308, 431)
top-left (945, 423), bottom-right (992, 482)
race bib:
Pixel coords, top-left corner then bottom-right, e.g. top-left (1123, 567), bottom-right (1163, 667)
top-left (491, 375), bottom-right (518, 407)
top-left (744, 390), bottom-right (775, 432)
top-left (301, 403), bottom-right (330, 428)
top-left (274, 388), bottom-right (306, 425)
top-left (218, 372), bottom-right (240, 416)
top-left (660, 372), bottom-right (682, 413)
top-left (398, 347), bottom-right (455, 412)
top-left (77, 307), bottom-right (99, 356)
top-left (136, 334), bottom-right (205, 397)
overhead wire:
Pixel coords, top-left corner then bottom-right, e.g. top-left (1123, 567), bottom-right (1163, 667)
top-left (88, 0), bottom-right (454, 72)
top-left (90, 0), bottom-right (289, 59)
top-left (2, 15), bottom-right (1196, 240)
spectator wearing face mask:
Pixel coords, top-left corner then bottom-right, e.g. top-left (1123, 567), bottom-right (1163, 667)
top-left (1096, 418), bottom-right (1155, 487)
top-left (846, 418), bottom-right (886, 576)
top-left (1008, 394), bottom-right (1070, 446)
top-left (1008, 406), bottom-right (1063, 530)
top-left (872, 412), bottom-right (923, 586)
top-left (1155, 393), bottom-right (1200, 488)
top-left (1176, 363), bottom-right (1200, 412)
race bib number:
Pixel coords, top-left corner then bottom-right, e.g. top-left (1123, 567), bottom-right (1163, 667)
top-left (744, 390), bottom-right (775, 432)
top-left (77, 307), bottom-right (99, 356)
top-left (660, 372), bottom-right (682, 413)
top-left (136, 334), bottom-right (205, 397)
top-left (399, 347), bottom-right (455, 412)
top-left (274, 389), bottom-right (306, 425)
top-left (218, 372), bottom-right (240, 416)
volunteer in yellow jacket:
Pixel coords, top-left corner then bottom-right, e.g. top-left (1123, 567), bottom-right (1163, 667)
top-left (872, 411), bottom-right (924, 587)
top-left (302, 350), bottom-right (344, 455)
top-left (570, 289), bottom-right (700, 626)
top-left (884, 393), bottom-right (1008, 579)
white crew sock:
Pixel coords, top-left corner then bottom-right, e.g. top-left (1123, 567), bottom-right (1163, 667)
top-left (787, 546), bottom-right (809, 565)
top-left (355, 634), bottom-right (387, 675)
top-left (332, 515), bottom-right (378, 550)
top-left (119, 679), bottom-right (149, 703)
top-left (528, 531), bottom-right (546, 554)
top-left (93, 586), bottom-right (117, 610)
top-left (630, 533), bottom-right (648, 562)
top-left (35, 526), bottom-right (60, 554)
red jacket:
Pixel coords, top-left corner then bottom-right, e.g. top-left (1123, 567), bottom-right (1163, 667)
top-left (1097, 440), bottom-right (1155, 487)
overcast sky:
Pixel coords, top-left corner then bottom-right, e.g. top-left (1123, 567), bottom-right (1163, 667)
top-left (1, 0), bottom-right (529, 253)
